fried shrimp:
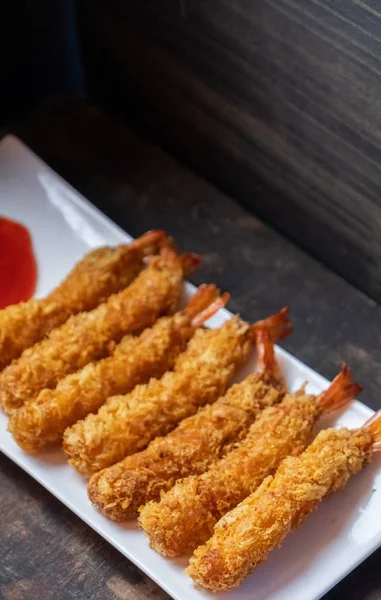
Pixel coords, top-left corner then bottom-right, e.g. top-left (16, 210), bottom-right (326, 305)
top-left (139, 366), bottom-right (361, 557)
top-left (0, 230), bottom-right (166, 371)
top-left (8, 285), bottom-right (227, 453)
top-left (0, 248), bottom-right (199, 415)
top-left (187, 407), bottom-right (380, 592)
top-left (87, 327), bottom-right (289, 520)
top-left (63, 308), bottom-right (292, 476)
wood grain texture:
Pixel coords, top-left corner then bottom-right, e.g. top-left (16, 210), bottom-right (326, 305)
top-left (77, 0), bottom-right (381, 302)
top-left (2, 99), bottom-right (381, 599)
top-left (0, 456), bottom-right (169, 600)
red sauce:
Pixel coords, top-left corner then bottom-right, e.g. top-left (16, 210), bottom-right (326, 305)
top-left (0, 217), bottom-right (37, 309)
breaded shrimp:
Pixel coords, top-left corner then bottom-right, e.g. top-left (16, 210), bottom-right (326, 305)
top-left (63, 308), bottom-right (292, 476)
top-left (8, 285), bottom-right (227, 453)
top-left (0, 248), bottom-right (200, 415)
top-left (187, 407), bottom-right (381, 592)
top-left (139, 366), bottom-right (361, 556)
top-left (0, 230), bottom-right (165, 371)
top-left (88, 328), bottom-right (288, 520)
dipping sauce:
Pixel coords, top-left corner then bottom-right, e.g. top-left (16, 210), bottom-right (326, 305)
top-left (0, 217), bottom-right (37, 308)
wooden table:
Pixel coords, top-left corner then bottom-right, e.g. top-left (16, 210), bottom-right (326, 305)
top-left (1, 100), bottom-right (381, 600)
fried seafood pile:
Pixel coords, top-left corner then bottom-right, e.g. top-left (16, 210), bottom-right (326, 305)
top-left (2, 231), bottom-right (376, 593)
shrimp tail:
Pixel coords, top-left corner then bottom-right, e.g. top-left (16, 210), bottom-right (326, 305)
top-left (157, 234), bottom-right (179, 253)
top-left (130, 230), bottom-right (167, 254)
top-left (250, 307), bottom-right (293, 342)
top-left (255, 326), bottom-right (285, 389)
top-left (256, 327), bottom-right (276, 375)
top-left (190, 292), bottom-right (230, 329)
top-left (180, 253), bottom-right (202, 276)
top-left (317, 364), bottom-right (362, 414)
top-left (362, 409), bottom-right (381, 450)
top-left (183, 285), bottom-right (220, 320)
top-left (157, 248), bottom-right (201, 276)
top-left (158, 247), bottom-right (178, 261)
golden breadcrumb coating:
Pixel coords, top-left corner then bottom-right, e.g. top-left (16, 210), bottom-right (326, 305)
top-left (63, 316), bottom-right (256, 475)
top-left (0, 250), bottom-right (193, 415)
top-left (8, 320), bottom-right (181, 453)
top-left (0, 231), bottom-right (165, 371)
top-left (187, 427), bottom-right (373, 591)
top-left (9, 285), bottom-right (225, 453)
top-left (139, 366), bottom-right (360, 556)
top-left (88, 372), bottom-right (285, 520)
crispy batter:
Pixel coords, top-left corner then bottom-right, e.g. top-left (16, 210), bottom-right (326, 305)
top-left (65, 311), bottom-right (291, 477)
top-left (187, 427), bottom-right (373, 591)
top-left (139, 367), bottom-right (360, 556)
top-left (0, 250), bottom-right (194, 415)
top-left (139, 391), bottom-right (316, 556)
top-left (0, 231), bottom-right (165, 371)
top-left (64, 310), bottom-right (291, 476)
top-left (63, 316), bottom-right (258, 476)
top-left (88, 371), bottom-right (285, 520)
top-left (8, 285), bottom-right (225, 453)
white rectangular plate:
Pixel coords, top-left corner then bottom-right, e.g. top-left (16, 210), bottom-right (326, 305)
top-left (1, 134), bottom-right (381, 600)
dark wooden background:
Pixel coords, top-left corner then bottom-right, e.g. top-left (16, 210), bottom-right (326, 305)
top-left (77, 0), bottom-right (381, 303)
